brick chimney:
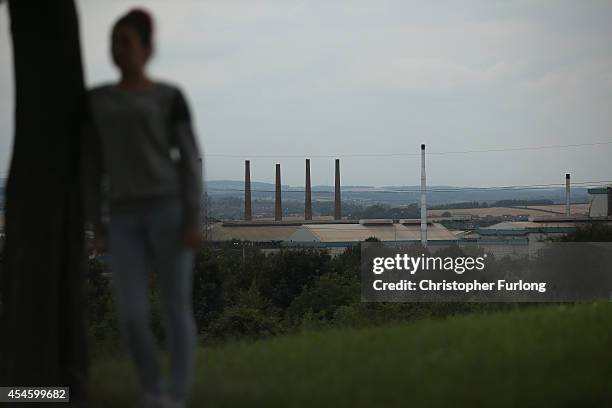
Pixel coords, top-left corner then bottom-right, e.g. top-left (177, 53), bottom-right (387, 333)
top-left (334, 158), bottom-right (341, 220)
top-left (305, 158), bottom-right (312, 220)
top-left (275, 163), bottom-right (282, 221)
top-left (244, 160), bottom-right (252, 221)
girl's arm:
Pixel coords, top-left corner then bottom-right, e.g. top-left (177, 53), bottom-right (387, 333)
top-left (169, 87), bottom-right (203, 235)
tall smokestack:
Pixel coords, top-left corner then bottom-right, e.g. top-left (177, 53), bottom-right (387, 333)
top-left (334, 158), bottom-right (341, 220)
top-left (244, 160), bottom-right (252, 221)
top-left (420, 144), bottom-right (427, 247)
top-left (305, 159), bottom-right (312, 220)
top-left (275, 163), bottom-right (282, 221)
top-left (565, 173), bottom-right (571, 216)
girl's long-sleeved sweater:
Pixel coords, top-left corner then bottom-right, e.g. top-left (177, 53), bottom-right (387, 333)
top-left (81, 81), bottom-right (203, 229)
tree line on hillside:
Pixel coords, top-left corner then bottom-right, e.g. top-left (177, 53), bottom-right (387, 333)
top-left (86, 243), bottom-right (492, 354)
top-left (208, 197), bottom-right (573, 221)
top-left (208, 197), bottom-right (421, 220)
top-left (431, 199), bottom-right (556, 210)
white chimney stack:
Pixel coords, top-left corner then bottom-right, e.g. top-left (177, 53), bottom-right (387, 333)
top-left (565, 173), bottom-right (571, 216)
top-left (420, 144), bottom-right (427, 247)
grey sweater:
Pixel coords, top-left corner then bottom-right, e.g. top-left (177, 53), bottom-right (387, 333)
top-left (81, 81), bottom-right (203, 229)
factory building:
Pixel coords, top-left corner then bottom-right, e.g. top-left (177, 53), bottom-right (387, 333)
top-left (209, 152), bottom-right (458, 255)
top-left (210, 219), bottom-right (458, 256)
top-left (475, 186), bottom-right (612, 258)
top-left (284, 219), bottom-right (456, 255)
top-left (208, 158), bottom-right (612, 259)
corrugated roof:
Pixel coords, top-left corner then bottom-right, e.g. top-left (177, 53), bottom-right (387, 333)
top-left (210, 223), bottom-right (299, 242)
top-left (482, 218), bottom-right (612, 232)
top-left (428, 204), bottom-right (591, 218)
top-left (210, 221), bottom-right (458, 243)
top-left (287, 223), bottom-right (457, 243)
top-left (478, 220), bottom-right (598, 236)
top-left (481, 221), bottom-right (539, 230)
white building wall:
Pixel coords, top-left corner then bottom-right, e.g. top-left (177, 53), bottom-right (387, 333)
top-left (589, 194), bottom-right (609, 217)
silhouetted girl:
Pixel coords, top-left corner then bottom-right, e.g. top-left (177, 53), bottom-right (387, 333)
top-left (81, 8), bottom-right (202, 408)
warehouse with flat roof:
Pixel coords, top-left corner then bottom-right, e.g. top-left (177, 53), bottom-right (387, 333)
top-left (209, 219), bottom-right (458, 255)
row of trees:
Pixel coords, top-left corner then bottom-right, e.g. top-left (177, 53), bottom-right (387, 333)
top-left (431, 199), bottom-right (556, 210)
top-left (86, 243), bottom-right (508, 353)
top-left (86, 223), bottom-right (612, 353)
top-left (207, 196), bottom-right (421, 220)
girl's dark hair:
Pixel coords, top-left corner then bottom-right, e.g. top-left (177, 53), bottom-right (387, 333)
top-left (114, 8), bottom-right (154, 48)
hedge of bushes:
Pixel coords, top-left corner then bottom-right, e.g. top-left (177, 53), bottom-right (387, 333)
top-left (86, 242), bottom-right (519, 354)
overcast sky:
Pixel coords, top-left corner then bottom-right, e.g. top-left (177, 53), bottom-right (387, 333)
top-left (1, 0), bottom-right (611, 187)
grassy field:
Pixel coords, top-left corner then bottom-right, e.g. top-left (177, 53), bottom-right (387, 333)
top-left (91, 303), bottom-right (612, 407)
top-left (428, 203), bottom-right (590, 218)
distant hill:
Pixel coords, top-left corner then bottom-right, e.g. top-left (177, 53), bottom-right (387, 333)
top-left (0, 178), bottom-right (593, 209)
top-left (206, 180), bottom-right (376, 193)
top-left (205, 180), bottom-right (592, 206)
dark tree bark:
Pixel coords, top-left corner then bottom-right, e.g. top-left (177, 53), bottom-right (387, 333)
top-left (0, 0), bottom-right (88, 404)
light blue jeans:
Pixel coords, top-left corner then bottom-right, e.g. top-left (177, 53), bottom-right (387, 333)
top-left (108, 197), bottom-right (196, 403)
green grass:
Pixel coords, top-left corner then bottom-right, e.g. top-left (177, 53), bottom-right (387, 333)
top-left (91, 303), bottom-right (612, 407)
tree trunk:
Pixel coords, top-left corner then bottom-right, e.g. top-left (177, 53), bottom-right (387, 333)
top-left (0, 0), bottom-right (88, 404)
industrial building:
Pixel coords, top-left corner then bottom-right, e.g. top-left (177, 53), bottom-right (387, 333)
top-left (209, 149), bottom-right (458, 254)
top-left (208, 155), bottom-right (612, 259)
top-left (475, 186), bottom-right (612, 257)
top-left (210, 219), bottom-right (458, 255)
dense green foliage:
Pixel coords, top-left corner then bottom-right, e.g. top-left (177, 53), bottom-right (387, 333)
top-left (86, 222), bottom-right (612, 354)
top-left (346, 203), bottom-right (420, 219)
top-left (560, 223), bottom-right (612, 242)
top-left (430, 200), bottom-right (487, 210)
top-left (208, 197), bottom-right (420, 220)
top-left (86, 243), bottom-right (515, 354)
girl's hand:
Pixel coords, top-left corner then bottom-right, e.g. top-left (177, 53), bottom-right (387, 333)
top-left (183, 224), bottom-right (201, 249)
